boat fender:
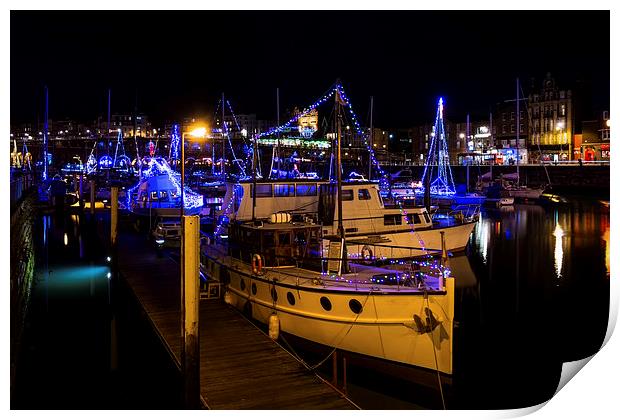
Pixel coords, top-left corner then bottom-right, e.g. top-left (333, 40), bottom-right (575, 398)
top-left (251, 254), bottom-right (263, 275)
top-left (268, 313), bottom-right (280, 340)
top-left (224, 290), bottom-right (235, 306)
top-left (361, 245), bottom-right (373, 261)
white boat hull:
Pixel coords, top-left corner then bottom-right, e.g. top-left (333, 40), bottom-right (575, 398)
top-left (203, 257), bottom-right (454, 374)
top-left (342, 221), bottom-right (476, 259)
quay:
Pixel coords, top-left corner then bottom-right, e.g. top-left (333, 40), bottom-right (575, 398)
top-left (116, 227), bottom-right (357, 409)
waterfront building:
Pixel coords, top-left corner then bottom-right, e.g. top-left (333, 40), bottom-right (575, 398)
top-left (96, 113), bottom-right (154, 138)
top-left (493, 98), bottom-right (529, 164)
top-left (527, 72), bottom-right (574, 163)
top-left (580, 111), bottom-right (610, 161)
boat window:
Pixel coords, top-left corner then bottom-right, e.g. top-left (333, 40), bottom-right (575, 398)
top-left (240, 279), bottom-right (246, 291)
top-left (159, 191), bottom-right (168, 201)
top-left (384, 214), bottom-right (402, 225)
top-left (341, 189), bottom-right (354, 201)
top-left (170, 190), bottom-right (178, 198)
top-left (422, 211), bottom-right (431, 223)
top-left (406, 213), bottom-right (422, 224)
top-left (270, 287), bottom-right (278, 302)
top-left (252, 184), bottom-right (272, 198)
top-left (251, 283), bottom-right (257, 295)
top-left (295, 183), bottom-right (317, 196)
top-left (262, 231), bottom-right (275, 248)
top-left (287, 292), bottom-right (296, 305)
top-left (320, 297), bottom-right (332, 311)
top-left (318, 184), bottom-right (336, 225)
top-left (278, 232), bottom-right (291, 246)
top-left (151, 191), bottom-right (158, 200)
top-left (349, 299), bottom-right (363, 314)
top-left (358, 189), bottom-right (371, 200)
top-left (274, 184), bottom-right (295, 197)
top-left (139, 191), bottom-right (147, 201)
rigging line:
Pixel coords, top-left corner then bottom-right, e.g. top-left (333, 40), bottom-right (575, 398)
top-left (424, 293), bottom-right (446, 410)
top-left (223, 120), bottom-right (246, 176)
top-left (307, 290), bottom-right (374, 370)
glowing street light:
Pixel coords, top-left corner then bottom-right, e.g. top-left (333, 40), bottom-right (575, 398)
top-left (181, 126), bottom-right (208, 216)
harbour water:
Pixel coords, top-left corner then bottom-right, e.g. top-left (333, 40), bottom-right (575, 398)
top-left (11, 194), bottom-right (610, 409)
top-left (339, 195), bottom-right (610, 409)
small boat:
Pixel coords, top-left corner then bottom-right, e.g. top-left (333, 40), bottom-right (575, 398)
top-left (125, 157), bottom-right (203, 216)
top-left (152, 216), bottom-right (182, 247)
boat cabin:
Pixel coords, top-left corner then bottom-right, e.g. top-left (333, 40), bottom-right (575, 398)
top-left (228, 220), bottom-right (322, 271)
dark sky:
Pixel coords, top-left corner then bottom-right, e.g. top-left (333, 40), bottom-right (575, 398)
top-left (11, 10), bottom-right (610, 128)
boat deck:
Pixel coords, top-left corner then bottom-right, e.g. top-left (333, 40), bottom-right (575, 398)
top-left (117, 230), bottom-right (356, 409)
top-left (202, 241), bottom-right (445, 294)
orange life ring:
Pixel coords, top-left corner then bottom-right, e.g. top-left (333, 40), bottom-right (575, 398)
top-left (252, 254), bottom-right (263, 274)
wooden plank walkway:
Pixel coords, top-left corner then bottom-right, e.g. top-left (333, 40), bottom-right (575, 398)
top-left (117, 230), bottom-right (357, 409)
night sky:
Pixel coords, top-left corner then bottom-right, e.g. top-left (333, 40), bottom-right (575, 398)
top-left (11, 10), bottom-right (610, 127)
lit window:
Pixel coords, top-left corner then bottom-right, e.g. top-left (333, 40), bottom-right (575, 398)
top-left (341, 189), bottom-right (354, 201)
top-left (358, 189), bottom-right (371, 200)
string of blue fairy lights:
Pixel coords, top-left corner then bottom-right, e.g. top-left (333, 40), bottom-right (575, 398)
top-left (125, 157), bottom-right (203, 211)
top-left (420, 98), bottom-right (456, 196)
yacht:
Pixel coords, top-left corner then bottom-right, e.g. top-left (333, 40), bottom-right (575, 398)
top-left (125, 157), bottom-right (203, 216)
top-left (218, 179), bottom-right (478, 260)
top-left (202, 213), bottom-right (455, 374)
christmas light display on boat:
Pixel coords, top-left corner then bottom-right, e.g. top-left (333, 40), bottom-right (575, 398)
top-left (420, 97), bottom-right (456, 196)
top-left (125, 157), bottom-right (203, 212)
top-left (254, 83), bottom-right (386, 181)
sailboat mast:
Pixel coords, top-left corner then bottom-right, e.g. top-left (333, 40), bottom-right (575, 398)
top-left (252, 135), bottom-right (258, 221)
top-left (222, 92), bottom-right (226, 179)
top-left (335, 92), bottom-right (344, 240)
top-left (516, 78), bottom-right (520, 184)
top-left (335, 87), bottom-right (348, 274)
top-left (369, 96), bottom-right (374, 180)
top-left (107, 88), bottom-right (111, 180)
top-left (43, 86), bottom-right (49, 181)
top-left (276, 87), bottom-right (281, 179)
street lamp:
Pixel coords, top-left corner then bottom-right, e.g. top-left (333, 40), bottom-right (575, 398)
top-left (180, 126), bottom-right (208, 217)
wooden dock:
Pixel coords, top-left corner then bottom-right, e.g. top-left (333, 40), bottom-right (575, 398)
top-left (117, 230), bottom-right (357, 409)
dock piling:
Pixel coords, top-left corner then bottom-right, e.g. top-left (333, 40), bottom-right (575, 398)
top-left (183, 215), bottom-right (201, 408)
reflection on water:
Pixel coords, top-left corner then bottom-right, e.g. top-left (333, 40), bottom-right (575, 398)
top-left (553, 219), bottom-right (564, 279)
top-left (454, 199), bottom-right (610, 409)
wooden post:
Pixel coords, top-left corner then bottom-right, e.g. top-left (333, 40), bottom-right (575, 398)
top-left (79, 174), bottom-right (84, 209)
top-left (183, 215), bottom-right (201, 408)
top-left (90, 180), bottom-right (95, 215)
top-left (111, 187), bottom-right (118, 248)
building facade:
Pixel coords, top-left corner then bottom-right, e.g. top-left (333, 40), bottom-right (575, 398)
top-left (581, 111), bottom-right (610, 161)
top-left (527, 73), bottom-right (573, 163)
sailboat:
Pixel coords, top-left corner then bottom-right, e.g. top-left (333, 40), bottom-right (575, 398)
top-left (203, 86), bottom-right (456, 375)
top-left (501, 78), bottom-right (547, 201)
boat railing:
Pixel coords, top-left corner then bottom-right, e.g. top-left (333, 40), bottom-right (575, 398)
top-left (434, 204), bottom-right (480, 223)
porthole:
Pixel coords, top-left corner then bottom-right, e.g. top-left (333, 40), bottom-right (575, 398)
top-left (320, 296), bottom-right (332, 311)
top-left (240, 279), bottom-right (246, 291)
top-left (270, 287), bottom-right (278, 302)
top-left (349, 299), bottom-right (363, 314)
top-left (287, 292), bottom-right (296, 305)
top-left (251, 283), bottom-right (257, 295)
